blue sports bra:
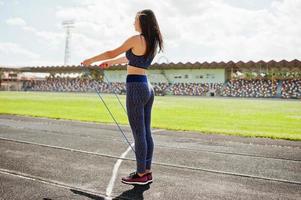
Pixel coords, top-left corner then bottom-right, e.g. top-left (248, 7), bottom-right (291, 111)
top-left (125, 48), bottom-right (154, 69)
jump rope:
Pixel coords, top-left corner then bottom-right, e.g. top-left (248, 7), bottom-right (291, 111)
top-left (81, 63), bottom-right (136, 153)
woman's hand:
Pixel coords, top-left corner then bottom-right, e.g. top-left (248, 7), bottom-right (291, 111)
top-left (99, 57), bottom-right (128, 69)
top-left (99, 61), bottom-right (112, 69)
top-left (81, 58), bottom-right (94, 66)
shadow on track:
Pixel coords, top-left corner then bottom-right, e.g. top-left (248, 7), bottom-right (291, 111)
top-left (69, 189), bottom-right (105, 200)
top-left (112, 184), bottom-right (151, 200)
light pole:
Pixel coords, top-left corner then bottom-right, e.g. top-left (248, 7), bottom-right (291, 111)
top-left (62, 20), bottom-right (75, 66)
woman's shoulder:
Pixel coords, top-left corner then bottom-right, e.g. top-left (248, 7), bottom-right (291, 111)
top-left (130, 34), bottom-right (145, 41)
top-left (125, 34), bottom-right (144, 43)
top-left (128, 34), bottom-right (146, 50)
top-left (124, 35), bottom-right (144, 50)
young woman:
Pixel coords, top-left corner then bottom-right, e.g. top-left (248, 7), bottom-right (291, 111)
top-left (82, 9), bottom-right (163, 185)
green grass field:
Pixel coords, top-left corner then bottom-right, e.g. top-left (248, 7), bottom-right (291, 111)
top-left (0, 91), bottom-right (300, 141)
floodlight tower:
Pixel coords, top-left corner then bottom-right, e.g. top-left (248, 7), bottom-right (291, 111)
top-left (62, 20), bottom-right (75, 66)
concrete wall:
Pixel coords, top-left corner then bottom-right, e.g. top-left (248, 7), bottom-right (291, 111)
top-left (164, 69), bottom-right (225, 83)
top-left (104, 68), bottom-right (225, 83)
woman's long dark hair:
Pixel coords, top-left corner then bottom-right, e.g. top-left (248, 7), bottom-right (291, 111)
top-left (138, 9), bottom-right (164, 60)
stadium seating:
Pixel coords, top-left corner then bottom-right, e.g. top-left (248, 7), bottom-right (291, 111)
top-left (221, 79), bottom-right (278, 98)
top-left (22, 77), bottom-right (301, 99)
top-left (281, 79), bottom-right (301, 99)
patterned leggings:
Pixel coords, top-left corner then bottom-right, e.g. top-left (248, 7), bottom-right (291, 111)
top-left (126, 74), bottom-right (155, 173)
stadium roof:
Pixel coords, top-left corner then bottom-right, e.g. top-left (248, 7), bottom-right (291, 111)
top-left (1, 59), bottom-right (300, 73)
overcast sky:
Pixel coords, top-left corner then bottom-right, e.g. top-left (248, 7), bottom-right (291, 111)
top-left (0, 0), bottom-right (300, 67)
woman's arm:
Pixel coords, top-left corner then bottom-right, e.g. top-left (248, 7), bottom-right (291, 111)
top-left (109, 56), bottom-right (129, 65)
top-left (99, 56), bottom-right (128, 69)
top-left (82, 35), bottom-right (137, 66)
top-left (83, 51), bottom-right (111, 65)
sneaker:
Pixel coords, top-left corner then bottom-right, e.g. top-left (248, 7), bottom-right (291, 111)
top-left (121, 172), bottom-right (151, 185)
top-left (146, 172), bottom-right (153, 183)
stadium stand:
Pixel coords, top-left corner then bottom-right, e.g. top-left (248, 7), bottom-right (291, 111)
top-left (2, 60), bottom-right (301, 99)
top-left (281, 79), bottom-right (301, 99)
top-left (221, 79), bottom-right (278, 98)
top-left (22, 77), bottom-right (301, 99)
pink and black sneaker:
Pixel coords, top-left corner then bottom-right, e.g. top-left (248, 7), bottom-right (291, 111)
top-left (146, 172), bottom-right (153, 183)
top-left (121, 172), bottom-right (152, 185)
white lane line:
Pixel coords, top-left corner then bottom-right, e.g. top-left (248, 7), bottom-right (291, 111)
top-left (105, 143), bottom-right (134, 200)
top-left (0, 168), bottom-right (106, 198)
top-left (0, 137), bottom-right (134, 161)
top-left (1, 128), bottom-right (162, 200)
top-left (105, 129), bottom-right (161, 199)
top-left (152, 129), bottom-right (164, 133)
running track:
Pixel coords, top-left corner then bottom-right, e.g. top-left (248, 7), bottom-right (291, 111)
top-left (0, 115), bottom-right (300, 200)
